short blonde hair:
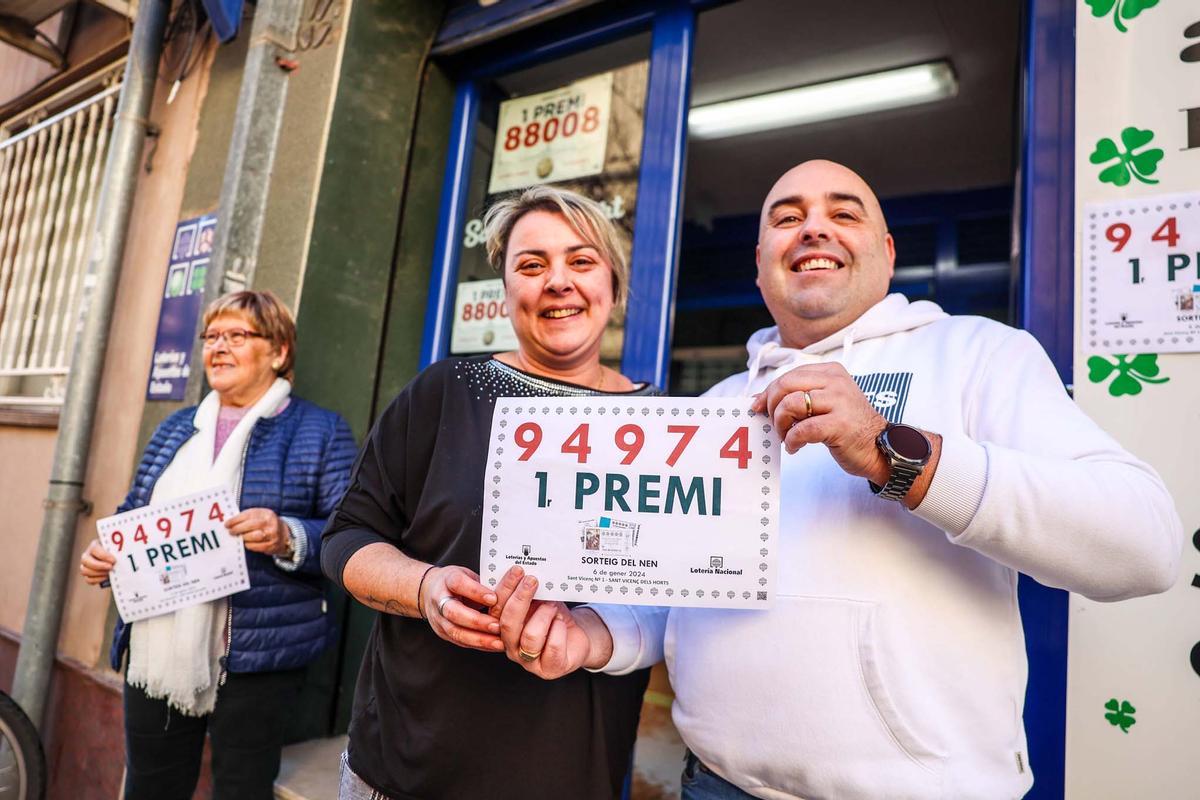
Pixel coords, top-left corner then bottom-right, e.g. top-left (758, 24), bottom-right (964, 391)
top-left (202, 290), bottom-right (297, 381)
top-left (483, 186), bottom-right (629, 308)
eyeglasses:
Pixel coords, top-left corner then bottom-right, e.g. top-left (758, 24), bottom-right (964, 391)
top-left (199, 328), bottom-right (266, 348)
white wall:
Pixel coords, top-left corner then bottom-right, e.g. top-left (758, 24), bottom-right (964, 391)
top-left (1067, 4), bottom-right (1200, 797)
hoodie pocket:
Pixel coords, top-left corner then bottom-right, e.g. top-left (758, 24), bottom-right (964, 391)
top-left (852, 601), bottom-right (944, 774)
top-left (668, 595), bottom-right (944, 800)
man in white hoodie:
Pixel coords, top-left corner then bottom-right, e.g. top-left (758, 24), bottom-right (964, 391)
top-left (493, 160), bottom-right (1183, 800)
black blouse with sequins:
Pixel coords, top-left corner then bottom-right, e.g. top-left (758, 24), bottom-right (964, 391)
top-left (323, 355), bottom-right (657, 800)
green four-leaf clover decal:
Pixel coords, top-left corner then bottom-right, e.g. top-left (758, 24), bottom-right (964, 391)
top-left (1087, 354), bottom-right (1169, 397)
top-left (1090, 127), bottom-right (1163, 187)
top-left (1085, 0), bottom-right (1158, 33)
top-left (1104, 698), bottom-right (1136, 733)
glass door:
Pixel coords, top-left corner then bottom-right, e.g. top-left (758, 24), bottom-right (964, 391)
top-left (421, 4), bottom-right (696, 389)
top-left (446, 36), bottom-right (652, 366)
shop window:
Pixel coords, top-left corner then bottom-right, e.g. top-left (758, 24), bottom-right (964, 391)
top-left (892, 223), bottom-right (938, 270)
top-left (957, 214), bottom-right (1012, 266)
top-left (447, 34), bottom-right (651, 366)
top-left (671, 0), bottom-right (1020, 392)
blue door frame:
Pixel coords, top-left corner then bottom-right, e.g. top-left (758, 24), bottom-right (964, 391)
top-left (1015, 0), bottom-right (1074, 797)
top-left (419, 1), bottom-right (1076, 796)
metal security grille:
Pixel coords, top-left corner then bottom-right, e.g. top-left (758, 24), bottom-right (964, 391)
top-left (0, 82), bottom-right (120, 405)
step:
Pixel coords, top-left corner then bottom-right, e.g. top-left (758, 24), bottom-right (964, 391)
top-left (274, 734), bottom-right (347, 800)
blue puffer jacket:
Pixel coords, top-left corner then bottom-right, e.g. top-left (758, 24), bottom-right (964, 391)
top-left (109, 396), bottom-right (358, 673)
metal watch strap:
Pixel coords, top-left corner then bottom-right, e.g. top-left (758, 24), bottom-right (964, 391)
top-left (870, 462), bottom-right (922, 502)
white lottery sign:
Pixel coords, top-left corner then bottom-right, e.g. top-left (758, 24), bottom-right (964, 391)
top-left (487, 72), bottom-right (613, 194)
top-left (97, 486), bottom-right (250, 622)
top-left (1083, 190), bottom-right (1200, 355)
top-left (480, 397), bottom-right (781, 608)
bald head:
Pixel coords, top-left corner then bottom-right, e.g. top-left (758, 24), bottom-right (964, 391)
top-left (760, 160), bottom-right (888, 237)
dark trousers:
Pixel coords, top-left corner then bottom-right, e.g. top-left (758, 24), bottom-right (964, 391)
top-left (123, 669), bottom-right (305, 800)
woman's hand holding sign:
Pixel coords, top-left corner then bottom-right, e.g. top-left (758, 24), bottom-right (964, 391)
top-left (420, 565), bottom-right (503, 653)
top-left (341, 544), bottom-right (503, 653)
top-left (225, 507), bottom-right (293, 556)
top-left (80, 539), bottom-right (116, 585)
top-left (492, 565), bottom-right (613, 679)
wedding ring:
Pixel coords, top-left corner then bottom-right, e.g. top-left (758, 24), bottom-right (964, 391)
top-left (436, 596), bottom-right (453, 617)
top-left (518, 647), bottom-right (542, 662)
top-left (802, 390), bottom-right (813, 419)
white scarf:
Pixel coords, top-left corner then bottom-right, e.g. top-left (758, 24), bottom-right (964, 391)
top-left (126, 378), bottom-right (291, 716)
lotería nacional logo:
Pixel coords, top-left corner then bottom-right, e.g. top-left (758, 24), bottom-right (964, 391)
top-left (691, 556), bottom-right (743, 577)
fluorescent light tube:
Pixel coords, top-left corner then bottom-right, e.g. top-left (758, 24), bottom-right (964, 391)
top-left (688, 61), bottom-right (958, 140)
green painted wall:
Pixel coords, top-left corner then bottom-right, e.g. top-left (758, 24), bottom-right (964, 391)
top-left (292, 0), bottom-right (451, 737)
top-left (372, 65), bottom-right (456, 410)
top-left (294, 0), bottom-right (444, 432)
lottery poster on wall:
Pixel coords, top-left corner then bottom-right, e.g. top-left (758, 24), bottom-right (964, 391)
top-left (97, 486), bottom-right (249, 623)
top-left (1083, 191), bottom-right (1200, 355)
top-left (480, 397), bottom-right (781, 609)
top-left (146, 214), bottom-right (217, 401)
top-left (488, 72), bottom-right (613, 194)
top-left (450, 279), bottom-right (518, 353)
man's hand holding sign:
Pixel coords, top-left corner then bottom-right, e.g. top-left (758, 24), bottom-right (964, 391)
top-left (750, 361), bottom-right (942, 510)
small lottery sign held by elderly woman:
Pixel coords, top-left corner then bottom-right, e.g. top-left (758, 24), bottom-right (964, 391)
top-left (97, 486), bottom-right (249, 622)
top-left (480, 397), bottom-right (781, 608)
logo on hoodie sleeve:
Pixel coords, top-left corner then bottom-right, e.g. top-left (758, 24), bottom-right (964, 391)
top-left (854, 372), bottom-right (913, 423)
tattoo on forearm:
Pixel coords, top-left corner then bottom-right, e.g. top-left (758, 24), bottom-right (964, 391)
top-left (363, 593), bottom-right (410, 617)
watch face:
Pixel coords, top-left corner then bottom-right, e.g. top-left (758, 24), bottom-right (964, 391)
top-left (884, 424), bottom-right (931, 462)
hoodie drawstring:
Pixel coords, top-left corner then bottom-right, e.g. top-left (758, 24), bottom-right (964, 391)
top-left (744, 341), bottom-right (779, 396)
top-left (840, 328), bottom-right (857, 367)
top-left (743, 328), bottom-right (860, 397)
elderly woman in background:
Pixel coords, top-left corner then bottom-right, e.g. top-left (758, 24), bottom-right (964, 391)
top-left (322, 186), bottom-right (654, 800)
top-left (80, 290), bottom-right (356, 800)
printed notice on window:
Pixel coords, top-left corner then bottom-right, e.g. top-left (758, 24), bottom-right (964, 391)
top-left (488, 72), bottom-right (613, 194)
top-left (1084, 190), bottom-right (1200, 355)
top-left (480, 397), bottom-right (781, 608)
top-left (450, 279), bottom-right (518, 354)
top-left (98, 486), bottom-right (250, 622)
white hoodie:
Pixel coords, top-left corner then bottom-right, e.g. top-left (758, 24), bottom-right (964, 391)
top-left (593, 294), bottom-right (1182, 800)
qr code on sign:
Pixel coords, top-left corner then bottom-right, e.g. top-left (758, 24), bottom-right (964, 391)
top-left (757, 592), bottom-right (767, 601)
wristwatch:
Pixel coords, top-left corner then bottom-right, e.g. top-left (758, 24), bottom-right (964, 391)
top-left (869, 423), bottom-right (932, 502)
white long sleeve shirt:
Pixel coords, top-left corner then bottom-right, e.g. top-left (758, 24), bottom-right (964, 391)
top-left (592, 295), bottom-right (1182, 800)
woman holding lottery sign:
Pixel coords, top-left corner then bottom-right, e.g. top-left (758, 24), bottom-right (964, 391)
top-left (323, 186), bottom-right (656, 800)
top-left (79, 290), bottom-right (356, 800)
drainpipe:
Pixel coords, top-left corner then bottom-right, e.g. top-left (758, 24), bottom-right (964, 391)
top-left (204, 0), bottom-right (305, 296)
top-left (10, 0), bottom-right (171, 731)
